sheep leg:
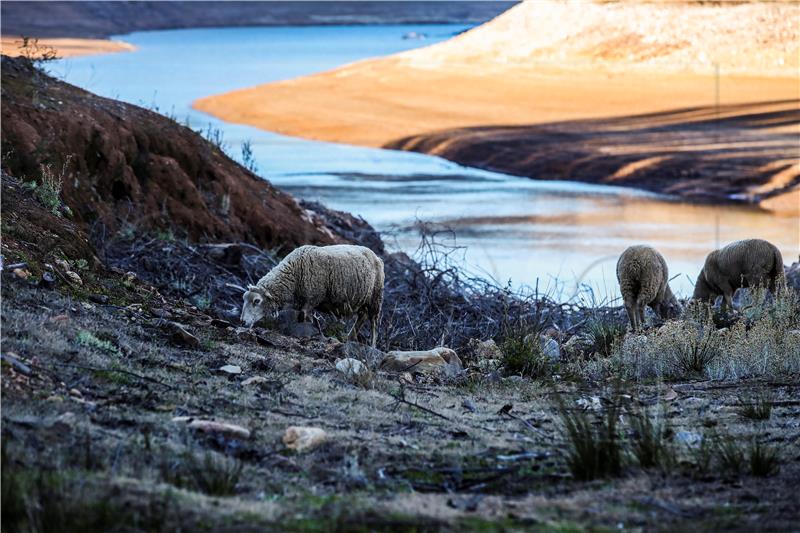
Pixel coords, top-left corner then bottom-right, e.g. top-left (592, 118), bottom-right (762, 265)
top-left (348, 312), bottom-right (367, 343)
top-left (636, 304), bottom-right (646, 330)
top-left (624, 303), bottom-right (638, 331)
top-left (369, 311), bottom-right (379, 348)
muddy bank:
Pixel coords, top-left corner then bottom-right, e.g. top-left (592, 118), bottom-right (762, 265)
top-left (387, 100), bottom-right (800, 211)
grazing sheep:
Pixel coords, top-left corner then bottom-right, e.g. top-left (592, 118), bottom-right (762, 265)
top-left (616, 245), bottom-right (680, 330)
top-left (693, 239), bottom-right (785, 311)
top-left (241, 244), bottom-right (384, 347)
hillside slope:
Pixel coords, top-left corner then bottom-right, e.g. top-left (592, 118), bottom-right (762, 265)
top-left (1, 55), bottom-right (347, 250)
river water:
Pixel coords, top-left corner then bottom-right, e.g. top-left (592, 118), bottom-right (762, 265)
top-left (52, 25), bottom-right (799, 301)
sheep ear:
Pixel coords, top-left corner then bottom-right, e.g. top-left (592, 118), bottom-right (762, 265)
top-left (247, 284), bottom-right (259, 292)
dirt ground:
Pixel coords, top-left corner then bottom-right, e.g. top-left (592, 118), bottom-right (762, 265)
top-left (3, 172), bottom-right (800, 532)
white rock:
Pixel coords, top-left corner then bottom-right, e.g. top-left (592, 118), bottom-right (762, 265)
top-left (283, 426), bottom-right (327, 452)
top-left (241, 376), bottom-right (269, 386)
top-left (541, 337), bottom-right (560, 361)
top-left (335, 358), bottom-right (367, 378)
top-left (219, 364), bottom-right (242, 375)
top-left (675, 431), bottom-right (703, 446)
top-left (66, 271), bottom-right (83, 286)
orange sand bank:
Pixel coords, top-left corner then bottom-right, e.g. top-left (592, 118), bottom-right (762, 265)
top-left (194, 0), bottom-right (799, 212)
top-left (1, 36), bottom-right (134, 58)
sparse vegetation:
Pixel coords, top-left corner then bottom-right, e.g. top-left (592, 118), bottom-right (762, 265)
top-left (76, 329), bottom-right (120, 356)
top-left (558, 393), bottom-right (624, 481)
top-left (26, 157), bottom-right (72, 216)
top-left (747, 438), bottom-right (781, 477)
top-left (737, 389), bottom-right (773, 421)
top-left (628, 405), bottom-right (676, 471)
top-left (241, 140), bottom-right (258, 173)
top-left (586, 314), bottom-right (625, 357)
top-left (159, 451), bottom-right (243, 496)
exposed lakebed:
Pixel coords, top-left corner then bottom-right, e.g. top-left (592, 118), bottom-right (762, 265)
top-left (53, 25), bottom-right (799, 298)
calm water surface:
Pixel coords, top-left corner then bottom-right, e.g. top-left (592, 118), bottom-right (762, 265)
top-left (53, 26), bottom-right (799, 299)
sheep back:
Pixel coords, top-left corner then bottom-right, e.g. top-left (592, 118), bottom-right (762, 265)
top-left (694, 239), bottom-right (784, 300)
top-left (258, 244), bottom-right (383, 315)
top-left (616, 245), bottom-right (669, 307)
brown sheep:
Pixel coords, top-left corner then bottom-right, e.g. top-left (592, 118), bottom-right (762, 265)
top-left (693, 239), bottom-right (785, 311)
top-left (616, 245), bottom-right (680, 330)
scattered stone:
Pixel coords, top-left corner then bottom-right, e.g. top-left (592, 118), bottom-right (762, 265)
top-left (69, 388), bottom-right (82, 398)
top-left (54, 259), bottom-right (70, 272)
top-left (65, 270), bottom-right (83, 285)
top-left (399, 372), bottom-right (414, 384)
top-left (5, 261), bottom-right (28, 270)
top-left (1, 353), bottom-right (32, 376)
top-left (576, 396), bottom-right (602, 411)
top-left (283, 426), bottom-right (327, 452)
top-left (662, 388), bottom-right (679, 402)
top-left (334, 341), bottom-right (386, 367)
top-left (167, 322), bottom-right (200, 348)
top-left (468, 338), bottom-right (503, 360)
top-left (540, 337), bottom-right (560, 361)
top-left (185, 419), bottom-right (251, 439)
top-left (335, 358), bottom-right (367, 378)
top-left (89, 294), bottom-right (109, 304)
top-left (242, 376), bottom-right (270, 386)
top-left (675, 431), bottom-right (703, 446)
top-left (39, 271), bottom-right (56, 289)
top-left (462, 398), bottom-right (477, 412)
top-left (380, 347), bottom-right (463, 374)
top-left (12, 268), bottom-right (30, 280)
top-left (219, 364), bottom-right (242, 375)
top-left (192, 420), bottom-right (251, 439)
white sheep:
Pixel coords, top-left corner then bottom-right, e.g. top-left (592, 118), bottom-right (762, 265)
top-left (616, 245), bottom-right (680, 330)
top-left (241, 244), bottom-right (384, 347)
top-left (693, 239), bottom-right (785, 311)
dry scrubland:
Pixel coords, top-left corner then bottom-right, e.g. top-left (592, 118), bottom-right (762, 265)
top-left (3, 28), bottom-right (800, 532)
top-left (195, 0), bottom-right (800, 212)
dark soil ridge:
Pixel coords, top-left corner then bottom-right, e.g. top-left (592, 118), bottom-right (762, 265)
top-left (385, 99), bottom-right (800, 207)
top-left (0, 55), bottom-right (370, 251)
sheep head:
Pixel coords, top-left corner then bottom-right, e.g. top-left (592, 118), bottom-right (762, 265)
top-left (656, 289), bottom-right (682, 320)
top-left (692, 272), bottom-right (717, 303)
top-left (240, 285), bottom-right (276, 328)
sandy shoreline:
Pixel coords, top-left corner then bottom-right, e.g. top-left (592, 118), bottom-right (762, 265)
top-left (194, 59), bottom-right (799, 213)
top-left (193, 1), bottom-right (799, 213)
top-left (1, 35), bottom-right (134, 58)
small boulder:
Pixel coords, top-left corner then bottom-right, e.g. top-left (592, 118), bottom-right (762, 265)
top-left (380, 347), bottom-right (462, 374)
top-left (65, 271), bottom-right (83, 286)
top-left (283, 426), bottom-right (327, 452)
top-left (335, 358), bottom-right (367, 378)
top-left (12, 268), bottom-right (30, 280)
top-left (189, 420), bottom-right (251, 439)
top-left (167, 322), bottom-right (200, 348)
top-left (219, 364), bottom-right (242, 375)
top-left (540, 337), bottom-right (560, 362)
top-left (39, 272), bottom-right (57, 289)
